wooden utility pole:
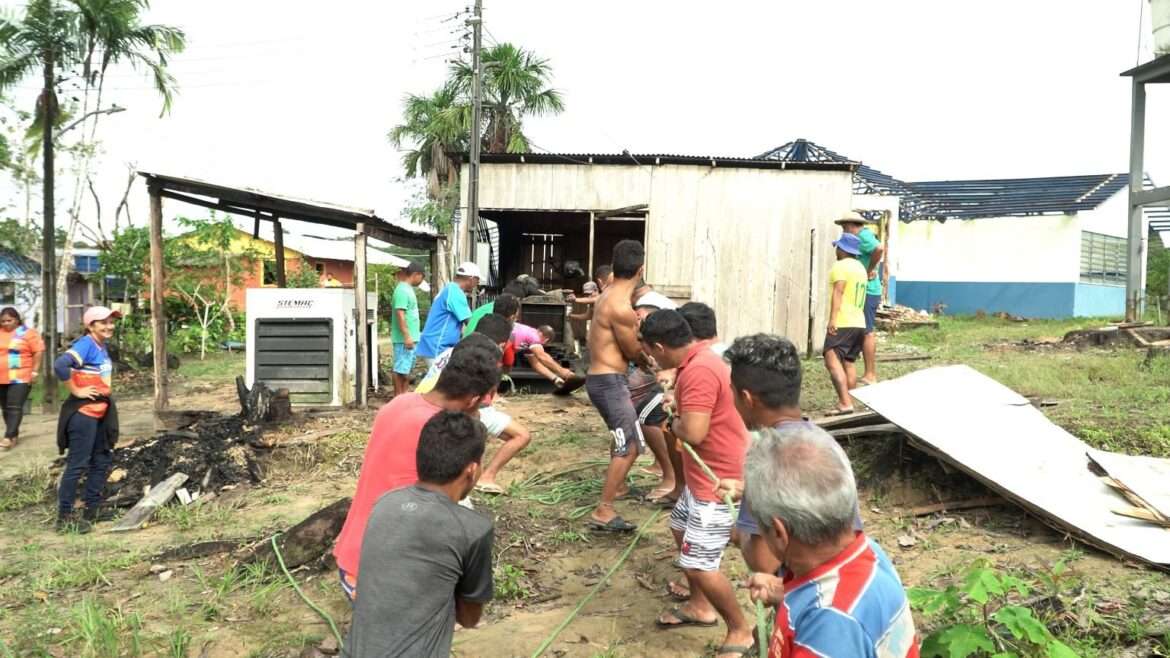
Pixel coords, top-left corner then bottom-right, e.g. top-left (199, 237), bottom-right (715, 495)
top-left (148, 186), bottom-right (168, 411)
top-left (464, 0), bottom-right (483, 266)
top-left (40, 56), bottom-right (57, 412)
top-left (272, 217), bottom-right (287, 287)
top-left (354, 224), bottom-right (368, 407)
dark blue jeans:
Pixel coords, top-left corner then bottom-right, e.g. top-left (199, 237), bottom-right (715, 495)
top-left (57, 413), bottom-right (112, 517)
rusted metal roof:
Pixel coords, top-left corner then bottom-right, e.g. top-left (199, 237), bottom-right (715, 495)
top-left (477, 151), bottom-right (856, 172)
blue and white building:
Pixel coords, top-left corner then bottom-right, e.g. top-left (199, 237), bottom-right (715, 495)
top-left (760, 140), bottom-right (1170, 319)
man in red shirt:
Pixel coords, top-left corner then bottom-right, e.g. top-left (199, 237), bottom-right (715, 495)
top-left (332, 344), bottom-right (501, 601)
top-left (639, 309), bottom-right (753, 658)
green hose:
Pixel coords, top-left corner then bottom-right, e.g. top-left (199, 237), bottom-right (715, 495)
top-left (530, 508), bottom-right (664, 658)
top-left (271, 533), bottom-right (345, 650)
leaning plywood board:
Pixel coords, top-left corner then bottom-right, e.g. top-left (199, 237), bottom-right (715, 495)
top-left (850, 365), bottom-right (1170, 567)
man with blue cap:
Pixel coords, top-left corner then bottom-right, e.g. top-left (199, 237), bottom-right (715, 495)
top-left (823, 231), bottom-right (869, 415)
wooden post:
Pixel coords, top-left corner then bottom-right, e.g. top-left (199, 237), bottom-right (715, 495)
top-left (273, 217), bottom-right (287, 288)
top-left (354, 224), bottom-right (368, 407)
top-left (806, 227), bottom-right (817, 359)
top-left (587, 211), bottom-right (596, 279)
top-left (148, 186), bottom-right (168, 411)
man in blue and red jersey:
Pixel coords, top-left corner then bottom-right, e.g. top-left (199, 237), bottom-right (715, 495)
top-left (744, 424), bottom-right (918, 658)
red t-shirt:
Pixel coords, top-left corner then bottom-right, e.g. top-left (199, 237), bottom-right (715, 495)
top-left (502, 340), bottom-right (516, 369)
top-left (675, 342), bottom-right (749, 502)
top-left (332, 393), bottom-right (441, 576)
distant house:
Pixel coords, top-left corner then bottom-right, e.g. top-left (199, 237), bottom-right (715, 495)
top-left (195, 225), bottom-right (412, 310)
top-left (0, 248), bottom-right (40, 324)
top-left (761, 139), bottom-right (1170, 319)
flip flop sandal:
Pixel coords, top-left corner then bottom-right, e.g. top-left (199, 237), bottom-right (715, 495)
top-left (655, 606), bottom-right (718, 630)
top-left (587, 516), bottom-right (637, 533)
top-left (0, 437), bottom-right (12, 450)
top-left (475, 482), bottom-right (505, 495)
top-left (652, 496), bottom-right (679, 509)
top-left (617, 485), bottom-right (646, 501)
top-left (823, 408), bottom-right (855, 417)
top-left (714, 644), bottom-right (754, 657)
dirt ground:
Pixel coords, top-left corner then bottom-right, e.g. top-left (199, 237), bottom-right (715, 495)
top-left (2, 330), bottom-right (1169, 657)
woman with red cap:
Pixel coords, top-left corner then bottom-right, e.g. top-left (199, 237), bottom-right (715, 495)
top-left (53, 306), bottom-right (121, 533)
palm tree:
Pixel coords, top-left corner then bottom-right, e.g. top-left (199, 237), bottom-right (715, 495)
top-left (0, 0), bottom-right (183, 408)
top-left (388, 84), bottom-right (468, 200)
top-left (452, 42), bottom-right (564, 153)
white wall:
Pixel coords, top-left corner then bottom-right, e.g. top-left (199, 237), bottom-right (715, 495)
top-left (896, 214), bottom-right (1081, 283)
top-left (470, 162), bottom-right (854, 347)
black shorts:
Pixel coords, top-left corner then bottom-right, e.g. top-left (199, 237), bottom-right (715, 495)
top-left (586, 373), bottom-right (647, 457)
top-left (824, 328), bottom-right (866, 363)
top-left (634, 385), bottom-right (668, 427)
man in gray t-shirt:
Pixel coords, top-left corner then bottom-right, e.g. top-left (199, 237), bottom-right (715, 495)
top-left (343, 411), bottom-right (494, 658)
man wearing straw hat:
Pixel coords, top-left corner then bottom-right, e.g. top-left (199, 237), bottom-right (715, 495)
top-left (834, 211), bottom-right (884, 385)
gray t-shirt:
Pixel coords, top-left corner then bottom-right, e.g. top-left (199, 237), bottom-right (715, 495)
top-left (342, 485), bottom-right (494, 658)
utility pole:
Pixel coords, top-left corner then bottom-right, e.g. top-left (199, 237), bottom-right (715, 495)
top-left (41, 56), bottom-right (57, 412)
top-left (465, 0), bottom-right (483, 271)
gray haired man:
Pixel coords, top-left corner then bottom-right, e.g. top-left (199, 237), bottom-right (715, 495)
top-left (744, 425), bottom-right (918, 657)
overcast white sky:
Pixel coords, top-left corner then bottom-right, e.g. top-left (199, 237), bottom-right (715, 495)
top-left (2, 0), bottom-right (1167, 239)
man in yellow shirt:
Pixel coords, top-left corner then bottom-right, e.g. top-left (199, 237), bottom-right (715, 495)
top-left (824, 232), bottom-right (868, 415)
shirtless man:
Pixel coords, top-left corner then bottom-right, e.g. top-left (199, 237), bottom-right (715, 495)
top-left (586, 241), bottom-right (653, 532)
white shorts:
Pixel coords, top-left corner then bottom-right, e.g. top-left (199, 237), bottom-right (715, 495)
top-left (478, 405), bottom-right (511, 438)
top-left (669, 487), bottom-right (734, 572)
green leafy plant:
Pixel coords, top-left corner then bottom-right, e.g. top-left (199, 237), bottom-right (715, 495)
top-left (494, 563), bottom-right (531, 601)
top-left (910, 560), bottom-right (1081, 658)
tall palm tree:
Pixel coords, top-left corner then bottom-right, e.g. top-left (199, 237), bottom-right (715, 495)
top-left (452, 43), bottom-right (564, 153)
top-left (388, 84), bottom-right (468, 200)
top-left (0, 0), bottom-right (183, 408)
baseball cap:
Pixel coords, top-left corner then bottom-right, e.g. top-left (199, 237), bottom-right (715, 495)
top-left (455, 262), bottom-right (482, 278)
top-left (832, 232), bottom-right (862, 256)
top-left (83, 306), bottom-right (123, 326)
top-left (634, 291), bottom-right (679, 310)
top-left (582, 281), bottom-right (599, 294)
top-left (402, 261), bottom-right (424, 275)
top-left (834, 211), bottom-right (876, 226)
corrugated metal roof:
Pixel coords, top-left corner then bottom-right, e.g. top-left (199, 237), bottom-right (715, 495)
top-left (478, 151), bottom-right (855, 172)
top-left (0, 248), bottom-right (40, 279)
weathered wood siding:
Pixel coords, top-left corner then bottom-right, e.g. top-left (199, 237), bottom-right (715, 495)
top-left (469, 162), bottom-right (852, 348)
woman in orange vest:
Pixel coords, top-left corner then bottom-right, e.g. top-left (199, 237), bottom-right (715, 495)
top-left (0, 307), bottom-right (45, 449)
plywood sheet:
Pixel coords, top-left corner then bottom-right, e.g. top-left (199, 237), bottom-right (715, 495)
top-left (850, 365), bottom-right (1170, 567)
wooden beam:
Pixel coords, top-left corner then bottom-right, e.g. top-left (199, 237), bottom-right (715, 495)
top-left (595, 204), bottom-right (649, 219)
top-left (354, 224), bottom-right (369, 407)
top-left (587, 211), bottom-right (596, 279)
top-left (148, 187), bottom-right (169, 412)
top-left (272, 218), bottom-right (287, 287)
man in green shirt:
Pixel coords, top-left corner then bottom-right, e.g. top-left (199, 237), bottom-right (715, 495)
top-left (391, 261), bottom-right (426, 396)
top-left (835, 213), bottom-right (885, 385)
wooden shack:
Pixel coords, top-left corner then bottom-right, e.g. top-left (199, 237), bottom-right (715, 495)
top-left (462, 153), bottom-right (855, 350)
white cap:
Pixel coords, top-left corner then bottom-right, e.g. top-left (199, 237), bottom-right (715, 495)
top-left (456, 261), bottom-right (482, 278)
top-left (634, 291), bottom-right (678, 311)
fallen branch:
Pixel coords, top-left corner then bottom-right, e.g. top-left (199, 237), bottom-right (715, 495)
top-left (242, 497), bottom-right (351, 569)
top-left (828, 423), bottom-right (904, 440)
top-left (274, 428), bottom-right (349, 447)
top-left (910, 496), bottom-right (1005, 517)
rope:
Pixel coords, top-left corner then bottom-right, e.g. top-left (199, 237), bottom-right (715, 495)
top-left (530, 508), bottom-right (664, 658)
top-left (271, 533), bottom-right (345, 649)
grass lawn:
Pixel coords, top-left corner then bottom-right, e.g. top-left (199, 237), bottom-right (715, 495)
top-left (1, 316), bottom-right (1168, 657)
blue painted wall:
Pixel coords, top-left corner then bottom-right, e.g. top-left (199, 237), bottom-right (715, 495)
top-left (895, 281), bottom-right (1076, 318)
top-left (1072, 283), bottom-right (1125, 317)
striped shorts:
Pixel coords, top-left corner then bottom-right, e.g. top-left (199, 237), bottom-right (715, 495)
top-left (669, 487), bottom-right (734, 572)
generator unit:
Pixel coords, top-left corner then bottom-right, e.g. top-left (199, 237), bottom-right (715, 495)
top-left (245, 288), bottom-right (379, 406)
